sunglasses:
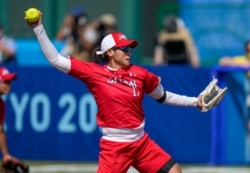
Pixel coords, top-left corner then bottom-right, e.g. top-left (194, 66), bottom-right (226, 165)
top-left (0, 80), bottom-right (11, 84)
top-left (112, 46), bottom-right (132, 54)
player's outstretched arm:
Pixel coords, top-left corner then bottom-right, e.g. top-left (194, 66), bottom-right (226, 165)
top-left (24, 9), bottom-right (71, 74)
top-left (148, 78), bottom-right (227, 112)
top-left (148, 83), bottom-right (199, 107)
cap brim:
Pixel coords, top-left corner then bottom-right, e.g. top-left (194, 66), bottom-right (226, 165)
top-left (116, 40), bottom-right (138, 48)
top-left (3, 73), bottom-right (17, 82)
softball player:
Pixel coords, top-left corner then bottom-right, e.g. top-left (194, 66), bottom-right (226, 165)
top-left (0, 67), bottom-right (29, 172)
top-left (0, 67), bottom-right (17, 161)
top-left (26, 13), bottom-right (203, 173)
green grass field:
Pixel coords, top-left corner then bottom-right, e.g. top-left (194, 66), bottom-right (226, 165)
top-left (25, 161), bottom-right (250, 173)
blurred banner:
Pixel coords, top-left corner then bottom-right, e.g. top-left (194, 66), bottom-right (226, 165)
top-left (1, 65), bottom-right (249, 164)
top-left (179, 1), bottom-right (250, 66)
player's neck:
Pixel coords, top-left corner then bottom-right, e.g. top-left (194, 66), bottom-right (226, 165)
top-left (107, 62), bottom-right (122, 70)
top-left (107, 65), bottom-right (118, 71)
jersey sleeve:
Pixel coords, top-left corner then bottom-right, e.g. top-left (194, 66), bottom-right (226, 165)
top-left (144, 70), bottom-right (160, 94)
top-left (68, 58), bottom-right (98, 82)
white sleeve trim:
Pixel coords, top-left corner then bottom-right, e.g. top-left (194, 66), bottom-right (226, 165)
top-left (33, 24), bottom-right (71, 73)
top-left (164, 91), bottom-right (198, 107)
top-left (148, 83), bottom-right (198, 107)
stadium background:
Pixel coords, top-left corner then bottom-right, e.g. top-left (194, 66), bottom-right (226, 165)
top-left (0, 0), bottom-right (250, 172)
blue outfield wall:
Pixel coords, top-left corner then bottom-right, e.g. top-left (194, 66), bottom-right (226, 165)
top-left (1, 39), bottom-right (250, 164)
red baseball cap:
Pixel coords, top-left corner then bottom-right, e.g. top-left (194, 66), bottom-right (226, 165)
top-left (96, 32), bottom-right (138, 55)
top-left (0, 67), bottom-right (17, 82)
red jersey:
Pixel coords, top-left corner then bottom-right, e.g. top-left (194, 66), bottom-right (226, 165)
top-left (0, 98), bottom-right (5, 123)
top-left (69, 58), bottom-right (159, 128)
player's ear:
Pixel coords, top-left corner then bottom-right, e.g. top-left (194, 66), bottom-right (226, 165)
top-left (106, 49), bottom-right (115, 57)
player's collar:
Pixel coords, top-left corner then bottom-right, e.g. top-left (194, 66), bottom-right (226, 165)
top-left (105, 65), bottom-right (131, 72)
top-left (106, 65), bottom-right (118, 71)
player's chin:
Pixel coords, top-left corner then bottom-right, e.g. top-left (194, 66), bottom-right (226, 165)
top-left (122, 61), bottom-right (130, 67)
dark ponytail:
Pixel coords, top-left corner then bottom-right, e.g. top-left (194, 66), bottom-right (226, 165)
top-left (91, 48), bottom-right (108, 64)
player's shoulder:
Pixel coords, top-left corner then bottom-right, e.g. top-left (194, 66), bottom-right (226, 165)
top-left (71, 58), bottom-right (101, 67)
top-left (128, 65), bottom-right (154, 78)
top-left (129, 64), bottom-right (148, 72)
